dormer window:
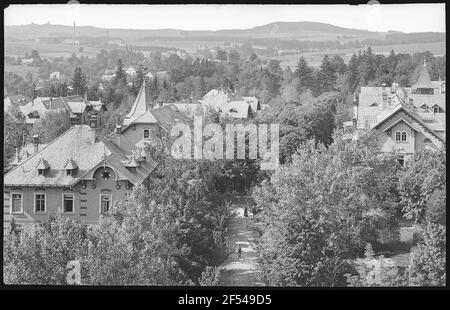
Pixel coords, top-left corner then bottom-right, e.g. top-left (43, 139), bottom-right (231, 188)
top-left (63, 159), bottom-right (78, 177)
top-left (387, 97), bottom-right (391, 104)
top-left (409, 98), bottom-right (414, 105)
top-left (433, 106), bottom-right (440, 114)
top-left (36, 158), bottom-right (50, 176)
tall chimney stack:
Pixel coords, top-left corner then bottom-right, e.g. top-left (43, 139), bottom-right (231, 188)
top-left (33, 134), bottom-right (39, 154)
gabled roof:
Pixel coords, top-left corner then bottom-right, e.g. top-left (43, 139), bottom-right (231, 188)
top-left (4, 125), bottom-right (158, 187)
top-left (243, 96), bottom-right (260, 113)
top-left (200, 89), bottom-right (257, 118)
top-left (63, 158), bottom-right (78, 170)
top-left (223, 101), bottom-right (250, 119)
top-left (36, 158), bottom-right (50, 170)
top-left (65, 99), bottom-right (87, 114)
top-left (413, 61), bottom-right (434, 89)
top-left (370, 104), bottom-right (445, 143)
top-left (150, 105), bottom-right (187, 132)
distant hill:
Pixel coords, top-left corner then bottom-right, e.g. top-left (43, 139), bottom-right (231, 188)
top-left (217, 21), bottom-right (377, 37)
top-left (5, 21), bottom-right (382, 41)
top-left (5, 21), bottom-right (445, 43)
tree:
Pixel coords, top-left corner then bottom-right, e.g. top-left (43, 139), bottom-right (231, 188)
top-left (252, 130), bottom-right (402, 287)
top-left (228, 50), bottom-right (240, 63)
top-left (409, 223), bottom-right (446, 286)
top-left (294, 56), bottom-right (314, 94)
top-left (3, 112), bottom-right (24, 171)
top-left (113, 59), bottom-right (126, 85)
top-left (134, 64), bottom-right (147, 94)
top-left (31, 110), bottom-right (71, 143)
top-left (318, 55), bottom-right (337, 92)
top-left (70, 67), bottom-right (87, 96)
top-left (397, 149), bottom-right (446, 224)
top-left (216, 49), bottom-right (227, 62)
top-left (346, 53), bottom-right (360, 93)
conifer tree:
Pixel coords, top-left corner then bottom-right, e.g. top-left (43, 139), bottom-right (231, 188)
top-left (70, 67), bottom-right (87, 96)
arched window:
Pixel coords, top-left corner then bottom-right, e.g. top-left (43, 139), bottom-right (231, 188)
top-left (395, 132), bottom-right (401, 141)
top-left (401, 131), bottom-right (407, 141)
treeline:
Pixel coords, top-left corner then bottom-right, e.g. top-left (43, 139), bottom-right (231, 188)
top-left (363, 32), bottom-right (446, 46)
top-left (250, 130), bottom-right (446, 286)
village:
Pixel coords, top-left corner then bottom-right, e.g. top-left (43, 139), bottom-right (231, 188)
top-left (3, 4), bottom-right (446, 288)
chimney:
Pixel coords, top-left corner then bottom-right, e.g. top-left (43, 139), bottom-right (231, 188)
top-left (33, 134), bottom-right (39, 153)
top-left (49, 98), bottom-right (53, 110)
top-left (352, 92), bottom-right (358, 130)
top-left (115, 123), bottom-right (122, 134)
top-left (381, 83), bottom-right (387, 110)
top-left (89, 114), bottom-right (98, 129)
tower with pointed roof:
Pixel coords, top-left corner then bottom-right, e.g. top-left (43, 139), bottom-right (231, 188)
top-left (123, 79), bottom-right (149, 126)
top-left (412, 60), bottom-right (434, 95)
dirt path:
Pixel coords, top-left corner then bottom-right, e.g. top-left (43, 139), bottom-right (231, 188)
top-left (219, 204), bottom-right (264, 286)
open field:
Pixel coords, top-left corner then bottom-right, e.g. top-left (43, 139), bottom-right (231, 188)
top-left (269, 41), bottom-right (446, 69)
top-left (5, 39), bottom-right (445, 71)
top-left (4, 64), bottom-right (40, 78)
top-left (134, 40), bottom-right (232, 53)
top-left (4, 42), bottom-right (102, 58)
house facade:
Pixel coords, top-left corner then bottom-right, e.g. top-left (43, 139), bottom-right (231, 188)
top-left (199, 89), bottom-right (260, 119)
top-left (353, 61), bottom-right (446, 163)
top-left (4, 81), bottom-right (191, 236)
top-left (3, 118), bottom-right (158, 236)
top-left (17, 95), bottom-right (108, 128)
top-left (110, 80), bottom-right (187, 152)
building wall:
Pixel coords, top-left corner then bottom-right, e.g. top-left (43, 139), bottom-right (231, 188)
top-left (115, 123), bottom-right (160, 152)
top-left (3, 166), bottom-right (132, 235)
top-left (375, 111), bottom-right (444, 155)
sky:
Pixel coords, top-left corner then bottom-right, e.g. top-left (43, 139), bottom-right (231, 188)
top-left (4, 3), bottom-right (446, 33)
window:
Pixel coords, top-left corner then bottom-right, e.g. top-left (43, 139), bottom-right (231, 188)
top-left (382, 93), bottom-right (387, 102)
top-left (395, 131), bottom-right (407, 142)
top-left (397, 155), bottom-right (405, 166)
top-left (35, 193), bottom-right (46, 213)
top-left (143, 129), bottom-right (150, 139)
top-left (4, 191), bottom-right (10, 213)
top-left (11, 193), bottom-right (23, 214)
top-left (409, 98), bottom-right (414, 105)
top-left (67, 169), bottom-right (73, 176)
top-left (100, 194), bottom-right (112, 214)
top-left (387, 97), bottom-right (391, 104)
top-left (433, 106), bottom-right (439, 113)
top-left (38, 169), bottom-right (44, 176)
top-left (401, 132), bottom-right (407, 142)
top-left (63, 194), bottom-right (74, 213)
